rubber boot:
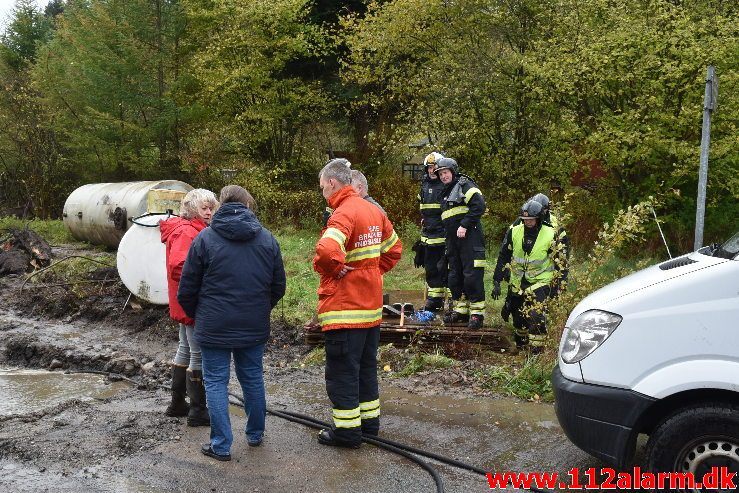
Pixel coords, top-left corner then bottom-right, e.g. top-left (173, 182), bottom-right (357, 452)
top-left (186, 369), bottom-right (210, 427)
top-left (423, 297), bottom-right (444, 312)
top-left (165, 365), bottom-right (189, 417)
top-left (468, 314), bottom-right (484, 329)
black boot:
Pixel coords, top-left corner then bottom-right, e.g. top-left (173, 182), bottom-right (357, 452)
top-left (165, 365), bottom-right (189, 417)
top-left (443, 311), bottom-right (469, 325)
top-left (186, 370), bottom-right (210, 427)
top-left (423, 297), bottom-right (444, 312)
top-left (468, 314), bottom-right (484, 329)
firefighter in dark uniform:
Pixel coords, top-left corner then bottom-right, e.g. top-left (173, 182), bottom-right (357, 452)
top-left (435, 157), bottom-right (487, 329)
top-left (491, 200), bottom-right (566, 353)
top-left (416, 152), bottom-right (448, 311)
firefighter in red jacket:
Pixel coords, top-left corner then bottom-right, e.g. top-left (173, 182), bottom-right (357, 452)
top-left (313, 158), bottom-right (402, 448)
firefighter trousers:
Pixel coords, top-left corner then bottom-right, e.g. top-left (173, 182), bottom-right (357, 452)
top-left (508, 285), bottom-right (550, 348)
top-left (324, 326), bottom-right (380, 445)
top-left (446, 226), bottom-right (486, 315)
top-left (423, 244), bottom-right (447, 303)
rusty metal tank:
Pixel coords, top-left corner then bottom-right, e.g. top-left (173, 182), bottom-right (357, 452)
top-left (62, 181), bottom-right (192, 248)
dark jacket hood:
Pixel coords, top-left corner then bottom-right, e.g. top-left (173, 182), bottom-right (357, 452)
top-left (210, 202), bottom-right (262, 241)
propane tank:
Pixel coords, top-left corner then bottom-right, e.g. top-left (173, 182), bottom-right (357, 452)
top-left (116, 213), bottom-right (170, 305)
top-left (62, 181), bottom-right (192, 248)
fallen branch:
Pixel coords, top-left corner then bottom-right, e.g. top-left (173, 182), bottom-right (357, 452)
top-left (21, 255), bottom-right (114, 291)
top-left (21, 278), bottom-right (120, 290)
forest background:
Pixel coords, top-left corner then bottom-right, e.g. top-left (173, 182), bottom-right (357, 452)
top-left (0, 0), bottom-right (736, 253)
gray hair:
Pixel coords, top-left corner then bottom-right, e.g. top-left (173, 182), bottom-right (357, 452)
top-left (220, 184), bottom-right (256, 210)
top-left (351, 170), bottom-right (368, 193)
top-left (319, 159), bottom-right (352, 185)
top-left (179, 188), bottom-right (218, 219)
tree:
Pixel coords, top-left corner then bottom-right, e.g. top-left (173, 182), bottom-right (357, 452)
top-left (182, 0), bottom-right (334, 183)
top-left (0, 0), bottom-right (64, 216)
top-left (342, 0), bottom-right (572, 205)
top-left (32, 0), bottom-right (192, 182)
top-left (528, 0), bottom-right (739, 240)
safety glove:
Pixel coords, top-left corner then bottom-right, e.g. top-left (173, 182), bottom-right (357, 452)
top-left (491, 281), bottom-right (501, 300)
top-left (412, 239), bottom-right (425, 268)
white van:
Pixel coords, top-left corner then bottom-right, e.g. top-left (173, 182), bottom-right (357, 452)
top-left (553, 230), bottom-right (739, 480)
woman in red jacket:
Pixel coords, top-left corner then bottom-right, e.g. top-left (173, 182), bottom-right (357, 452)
top-left (160, 188), bottom-right (218, 426)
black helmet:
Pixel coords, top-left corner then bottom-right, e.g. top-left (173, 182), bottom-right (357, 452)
top-left (434, 157), bottom-right (458, 175)
top-left (531, 193), bottom-right (550, 210)
top-left (326, 157), bottom-right (351, 168)
top-left (520, 200), bottom-right (543, 219)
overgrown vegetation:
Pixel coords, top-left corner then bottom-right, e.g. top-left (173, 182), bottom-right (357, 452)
top-left (0, 0), bottom-right (734, 252)
top-left (0, 216), bottom-right (77, 245)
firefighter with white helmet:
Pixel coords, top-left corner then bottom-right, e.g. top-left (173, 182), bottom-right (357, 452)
top-left (414, 151), bottom-right (448, 311)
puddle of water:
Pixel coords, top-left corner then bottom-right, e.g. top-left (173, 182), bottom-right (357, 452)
top-left (0, 312), bottom-right (115, 343)
top-left (269, 381), bottom-right (556, 431)
top-left (0, 367), bottom-right (131, 416)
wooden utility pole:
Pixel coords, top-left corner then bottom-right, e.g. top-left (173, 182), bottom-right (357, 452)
top-left (694, 66), bottom-right (718, 250)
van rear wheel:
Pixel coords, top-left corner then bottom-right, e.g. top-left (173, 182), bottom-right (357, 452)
top-left (645, 403), bottom-right (739, 492)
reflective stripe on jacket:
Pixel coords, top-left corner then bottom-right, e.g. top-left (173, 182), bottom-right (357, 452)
top-left (314, 186), bottom-right (402, 331)
top-left (418, 177), bottom-right (445, 243)
top-left (440, 176), bottom-right (486, 233)
top-left (510, 223), bottom-right (556, 292)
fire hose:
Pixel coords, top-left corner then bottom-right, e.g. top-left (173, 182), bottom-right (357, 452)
top-left (60, 369), bottom-right (552, 493)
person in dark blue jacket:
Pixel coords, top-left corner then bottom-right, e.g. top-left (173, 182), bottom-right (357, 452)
top-left (178, 185), bottom-right (286, 462)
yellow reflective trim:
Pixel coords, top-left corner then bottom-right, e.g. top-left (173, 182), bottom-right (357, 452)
top-left (345, 244), bottom-right (382, 262)
top-left (379, 231), bottom-right (398, 253)
top-left (318, 308), bottom-right (383, 325)
top-left (473, 259), bottom-right (487, 268)
top-left (322, 228), bottom-right (346, 253)
top-left (420, 203), bottom-right (441, 209)
top-left (360, 408), bottom-right (381, 419)
top-left (346, 251), bottom-right (381, 262)
top-left (441, 206), bottom-right (469, 220)
top-left (464, 187), bottom-right (482, 203)
top-left (359, 399), bottom-right (380, 411)
top-left (529, 334), bottom-right (547, 347)
top-left (423, 237), bottom-right (445, 245)
top-left (334, 417), bottom-right (361, 428)
top-left (333, 407), bottom-right (360, 418)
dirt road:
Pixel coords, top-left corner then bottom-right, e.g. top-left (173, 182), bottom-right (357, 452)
top-left (0, 272), bottom-right (608, 493)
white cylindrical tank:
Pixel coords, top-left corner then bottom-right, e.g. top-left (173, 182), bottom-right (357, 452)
top-left (116, 213), bottom-right (170, 305)
top-left (63, 181), bottom-right (192, 248)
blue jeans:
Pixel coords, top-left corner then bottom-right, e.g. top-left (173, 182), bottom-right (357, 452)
top-left (200, 344), bottom-right (266, 455)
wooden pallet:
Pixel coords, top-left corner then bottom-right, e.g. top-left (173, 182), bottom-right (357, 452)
top-left (305, 320), bottom-right (511, 350)
top-left (303, 289), bottom-right (512, 350)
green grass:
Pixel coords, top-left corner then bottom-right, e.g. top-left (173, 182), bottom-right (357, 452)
top-left (474, 355), bottom-right (554, 401)
top-left (0, 217), bottom-right (78, 245)
top-left (397, 351), bottom-right (459, 377)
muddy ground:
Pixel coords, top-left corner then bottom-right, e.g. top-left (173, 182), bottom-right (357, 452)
top-left (0, 246), bottom-right (609, 492)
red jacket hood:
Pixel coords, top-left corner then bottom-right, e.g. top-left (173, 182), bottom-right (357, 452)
top-left (160, 216), bottom-right (207, 243)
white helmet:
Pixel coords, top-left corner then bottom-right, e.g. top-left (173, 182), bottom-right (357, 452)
top-left (423, 152), bottom-right (444, 167)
